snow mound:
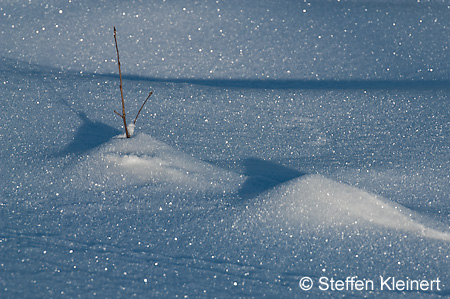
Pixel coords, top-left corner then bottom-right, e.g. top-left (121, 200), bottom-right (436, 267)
top-left (70, 133), bottom-right (244, 194)
top-left (241, 174), bottom-right (450, 241)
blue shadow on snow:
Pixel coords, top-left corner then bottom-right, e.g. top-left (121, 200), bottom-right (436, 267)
top-left (238, 158), bottom-right (306, 200)
top-left (58, 111), bottom-right (121, 156)
top-left (93, 73), bottom-right (450, 90)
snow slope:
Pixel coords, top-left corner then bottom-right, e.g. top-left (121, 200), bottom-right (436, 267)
top-left (70, 133), bottom-right (243, 194)
top-left (1, 0), bottom-right (450, 298)
top-left (238, 174), bottom-right (450, 241)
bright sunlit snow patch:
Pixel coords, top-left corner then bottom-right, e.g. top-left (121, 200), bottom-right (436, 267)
top-left (127, 123), bottom-right (135, 137)
top-left (70, 133), bottom-right (243, 193)
top-left (239, 175), bottom-right (450, 241)
top-left (115, 124), bottom-right (136, 138)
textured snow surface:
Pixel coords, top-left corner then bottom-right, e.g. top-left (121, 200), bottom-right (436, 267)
top-left (71, 133), bottom-right (244, 193)
top-left (1, 0), bottom-right (450, 298)
top-left (238, 174), bottom-right (450, 241)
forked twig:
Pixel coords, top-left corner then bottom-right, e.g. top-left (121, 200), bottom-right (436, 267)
top-left (113, 27), bottom-right (152, 137)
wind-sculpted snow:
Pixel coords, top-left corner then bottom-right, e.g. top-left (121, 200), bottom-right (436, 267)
top-left (1, 0), bottom-right (450, 297)
top-left (237, 174), bottom-right (450, 242)
top-left (70, 133), bottom-right (244, 194)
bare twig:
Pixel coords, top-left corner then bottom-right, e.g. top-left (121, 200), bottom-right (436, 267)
top-left (113, 27), bottom-right (153, 137)
top-left (133, 91), bottom-right (153, 125)
top-left (114, 27), bottom-right (130, 138)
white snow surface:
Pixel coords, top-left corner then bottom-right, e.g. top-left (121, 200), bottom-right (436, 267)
top-left (71, 133), bottom-right (243, 193)
top-left (1, 0), bottom-right (450, 298)
top-left (238, 174), bottom-right (450, 241)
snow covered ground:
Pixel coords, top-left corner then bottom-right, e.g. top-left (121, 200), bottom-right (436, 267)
top-left (1, 0), bottom-right (450, 297)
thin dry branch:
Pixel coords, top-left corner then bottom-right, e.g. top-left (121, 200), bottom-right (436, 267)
top-left (133, 91), bottom-right (153, 125)
top-left (113, 27), bottom-right (153, 137)
top-left (114, 27), bottom-right (130, 138)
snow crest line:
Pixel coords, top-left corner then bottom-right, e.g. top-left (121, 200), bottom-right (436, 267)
top-left (245, 174), bottom-right (450, 242)
top-left (72, 133), bottom-right (450, 242)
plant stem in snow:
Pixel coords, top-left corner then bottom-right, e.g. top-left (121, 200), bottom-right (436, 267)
top-left (114, 26), bottom-right (130, 138)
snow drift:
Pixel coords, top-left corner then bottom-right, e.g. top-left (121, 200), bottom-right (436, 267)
top-left (72, 132), bottom-right (450, 242)
top-left (238, 174), bottom-right (450, 242)
top-left (70, 133), bottom-right (244, 194)
top-left (2, 0), bottom-right (450, 297)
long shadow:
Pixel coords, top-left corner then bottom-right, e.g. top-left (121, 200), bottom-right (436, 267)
top-left (3, 57), bottom-right (450, 91)
top-left (238, 158), bottom-right (307, 200)
top-left (93, 73), bottom-right (450, 90)
top-left (58, 108), bottom-right (121, 156)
